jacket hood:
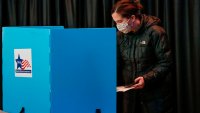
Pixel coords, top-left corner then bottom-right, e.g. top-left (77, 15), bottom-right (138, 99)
top-left (135, 14), bottom-right (161, 33)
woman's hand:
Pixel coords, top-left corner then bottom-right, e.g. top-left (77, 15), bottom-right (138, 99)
top-left (132, 76), bottom-right (145, 89)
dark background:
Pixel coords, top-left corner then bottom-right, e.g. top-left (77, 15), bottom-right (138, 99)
top-left (0, 0), bottom-right (200, 113)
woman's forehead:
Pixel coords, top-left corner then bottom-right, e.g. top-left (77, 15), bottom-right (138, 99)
top-left (112, 12), bottom-right (124, 22)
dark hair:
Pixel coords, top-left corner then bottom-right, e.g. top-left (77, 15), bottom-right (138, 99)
top-left (111, 0), bottom-right (143, 18)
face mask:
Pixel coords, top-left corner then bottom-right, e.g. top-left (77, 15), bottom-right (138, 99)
top-left (116, 19), bottom-right (133, 34)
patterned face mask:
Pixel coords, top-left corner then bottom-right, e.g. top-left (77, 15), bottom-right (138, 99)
top-left (116, 19), bottom-right (132, 34)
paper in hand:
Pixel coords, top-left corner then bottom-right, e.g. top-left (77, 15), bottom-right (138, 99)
top-left (117, 85), bottom-right (135, 92)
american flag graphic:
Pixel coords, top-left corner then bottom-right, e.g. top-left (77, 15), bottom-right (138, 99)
top-left (21, 60), bottom-right (31, 70)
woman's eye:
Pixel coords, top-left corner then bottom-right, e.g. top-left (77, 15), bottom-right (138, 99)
top-left (116, 20), bottom-right (123, 24)
top-left (118, 20), bottom-right (123, 23)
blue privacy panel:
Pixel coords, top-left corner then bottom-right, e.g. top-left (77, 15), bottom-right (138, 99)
top-left (50, 28), bottom-right (116, 113)
top-left (3, 27), bottom-right (116, 113)
top-left (2, 26), bottom-right (63, 113)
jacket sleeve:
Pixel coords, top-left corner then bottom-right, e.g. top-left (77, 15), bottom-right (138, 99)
top-left (143, 26), bottom-right (173, 85)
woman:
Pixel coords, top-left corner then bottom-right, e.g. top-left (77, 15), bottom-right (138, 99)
top-left (112, 0), bottom-right (174, 113)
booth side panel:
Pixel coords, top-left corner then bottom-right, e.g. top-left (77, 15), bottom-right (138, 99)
top-left (50, 28), bottom-right (116, 113)
top-left (2, 28), bottom-right (51, 113)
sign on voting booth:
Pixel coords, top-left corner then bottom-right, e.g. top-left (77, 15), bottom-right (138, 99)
top-left (2, 26), bottom-right (116, 113)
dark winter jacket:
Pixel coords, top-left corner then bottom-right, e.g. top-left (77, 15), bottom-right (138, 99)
top-left (117, 14), bottom-right (173, 101)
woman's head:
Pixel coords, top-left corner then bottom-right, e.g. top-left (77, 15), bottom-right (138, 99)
top-left (111, 0), bottom-right (143, 33)
top-left (111, 0), bottom-right (143, 19)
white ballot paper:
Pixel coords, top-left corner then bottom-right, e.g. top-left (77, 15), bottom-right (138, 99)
top-left (117, 85), bottom-right (135, 92)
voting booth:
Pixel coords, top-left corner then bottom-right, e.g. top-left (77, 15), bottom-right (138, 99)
top-left (2, 26), bottom-right (116, 113)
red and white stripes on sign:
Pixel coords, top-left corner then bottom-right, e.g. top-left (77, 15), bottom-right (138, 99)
top-left (21, 60), bottom-right (31, 70)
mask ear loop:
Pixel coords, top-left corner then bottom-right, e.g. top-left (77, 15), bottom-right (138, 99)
top-left (121, 18), bottom-right (131, 24)
top-left (129, 15), bottom-right (138, 32)
top-left (130, 15), bottom-right (136, 23)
